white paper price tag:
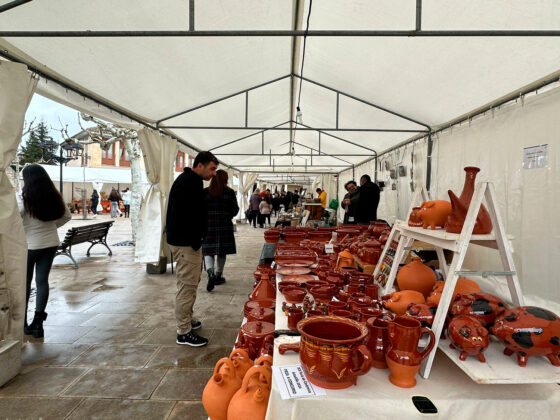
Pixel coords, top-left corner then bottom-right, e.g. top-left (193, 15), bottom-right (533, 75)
top-left (272, 365), bottom-right (326, 399)
top-left (324, 243), bottom-right (335, 254)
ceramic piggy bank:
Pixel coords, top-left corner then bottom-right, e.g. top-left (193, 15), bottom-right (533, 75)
top-left (447, 315), bottom-right (489, 362)
top-left (406, 302), bottom-right (438, 328)
top-left (491, 306), bottom-right (560, 367)
top-left (417, 200), bottom-right (452, 230)
top-left (450, 292), bottom-right (507, 328)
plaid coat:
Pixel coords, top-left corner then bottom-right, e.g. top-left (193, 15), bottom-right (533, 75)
top-left (202, 187), bottom-right (239, 256)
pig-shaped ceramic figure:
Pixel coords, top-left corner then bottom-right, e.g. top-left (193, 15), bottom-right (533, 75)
top-left (417, 200), bottom-right (452, 230)
top-left (448, 315), bottom-right (489, 362)
top-left (406, 302), bottom-right (438, 328)
top-left (450, 292), bottom-right (507, 328)
top-left (491, 306), bottom-right (560, 367)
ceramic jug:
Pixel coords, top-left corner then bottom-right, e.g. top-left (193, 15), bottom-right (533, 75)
top-left (366, 316), bottom-right (393, 369)
top-left (202, 357), bottom-right (242, 420)
top-left (385, 316), bottom-right (435, 388)
top-left (229, 348), bottom-right (253, 381)
top-left (396, 257), bottom-right (436, 298)
top-left (227, 365), bottom-right (272, 420)
top-left (445, 166), bottom-right (493, 234)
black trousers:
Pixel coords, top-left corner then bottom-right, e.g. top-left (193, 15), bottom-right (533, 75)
top-left (251, 210), bottom-right (260, 227)
top-left (124, 204), bottom-right (130, 217)
top-left (26, 246), bottom-right (57, 314)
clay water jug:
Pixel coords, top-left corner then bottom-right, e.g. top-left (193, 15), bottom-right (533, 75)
top-left (386, 316), bottom-right (435, 388)
top-left (229, 348), bottom-right (253, 381)
top-left (396, 257), bottom-right (436, 298)
top-left (227, 365), bottom-right (272, 420)
top-left (249, 274), bottom-right (276, 301)
top-left (202, 358), bottom-right (242, 420)
top-left (366, 316), bottom-right (393, 369)
top-left (445, 167), bottom-right (493, 234)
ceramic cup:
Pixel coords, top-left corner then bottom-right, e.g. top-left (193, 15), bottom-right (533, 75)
top-left (287, 307), bottom-right (304, 330)
top-left (365, 284), bottom-right (379, 300)
top-left (327, 301), bottom-right (347, 315)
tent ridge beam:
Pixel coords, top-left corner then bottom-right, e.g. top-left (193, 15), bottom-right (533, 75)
top-left (161, 125), bottom-right (425, 133)
top-left (293, 74), bottom-right (431, 129)
top-left (3, 30), bottom-right (560, 37)
top-left (291, 140), bottom-right (353, 166)
top-left (235, 164), bottom-right (349, 168)
top-left (156, 74), bottom-right (291, 124)
top-left (213, 153), bottom-right (372, 156)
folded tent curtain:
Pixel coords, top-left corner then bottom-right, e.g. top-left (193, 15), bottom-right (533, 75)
top-left (0, 62), bottom-right (37, 385)
top-left (241, 173), bottom-right (259, 217)
top-left (135, 128), bottom-right (178, 263)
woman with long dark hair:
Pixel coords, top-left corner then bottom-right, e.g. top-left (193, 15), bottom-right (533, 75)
top-left (108, 188), bottom-right (122, 218)
top-left (202, 169), bottom-right (239, 292)
top-left (91, 189), bottom-right (99, 218)
top-left (17, 164), bottom-right (71, 338)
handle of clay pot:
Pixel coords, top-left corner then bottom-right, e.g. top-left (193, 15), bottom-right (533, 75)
top-left (350, 344), bottom-right (372, 377)
top-left (240, 366), bottom-right (272, 394)
top-left (213, 357), bottom-right (235, 377)
top-left (278, 343), bottom-right (300, 355)
top-left (418, 327), bottom-right (436, 360)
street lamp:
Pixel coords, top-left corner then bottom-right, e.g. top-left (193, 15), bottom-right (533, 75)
top-left (38, 138), bottom-right (83, 194)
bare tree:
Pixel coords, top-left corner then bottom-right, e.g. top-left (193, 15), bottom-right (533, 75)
top-left (10, 118), bottom-right (36, 191)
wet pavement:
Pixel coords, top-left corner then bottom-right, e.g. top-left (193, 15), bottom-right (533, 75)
top-left (0, 214), bottom-right (263, 419)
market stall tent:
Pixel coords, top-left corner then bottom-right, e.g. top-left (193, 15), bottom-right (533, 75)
top-left (1, 1), bottom-right (560, 304)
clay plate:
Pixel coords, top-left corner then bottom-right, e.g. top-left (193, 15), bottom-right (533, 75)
top-left (278, 261), bottom-right (313, 267)
top-left (277, 267), bottom-right (312, 276)
top-left (281, 274), bottom-right (316, 286)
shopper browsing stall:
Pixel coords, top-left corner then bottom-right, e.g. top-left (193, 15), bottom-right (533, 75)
top-left (341, 180), bottom-right (358, 224)
top-left (348, 174), bottom-right (380, 224)
top-left (202, 169), bottom-right (239, 292)
top-left (249, 188), bottom-right (262, 228)
top-left (316, 187), bottom-right (327, 208)
top-left (166, 151), bottom-right (218, 347)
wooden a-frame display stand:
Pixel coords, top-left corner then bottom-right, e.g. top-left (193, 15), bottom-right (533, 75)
top-left (373, 182), bottom-right (560, 384)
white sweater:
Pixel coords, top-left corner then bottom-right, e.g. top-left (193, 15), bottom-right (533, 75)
top-left (17, 194), bottom-right (72, 250)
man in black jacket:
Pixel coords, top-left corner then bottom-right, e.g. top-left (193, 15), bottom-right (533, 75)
top-left (166, 151), bottom-right (218, 346)
top-left (341, 180), bottom-right (358, 224)
top-left (346, 174), bottom-right (380, 225)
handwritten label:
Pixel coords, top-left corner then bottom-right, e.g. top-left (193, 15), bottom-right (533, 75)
top-left (272, 365), bottom-right (327, 399)
top-left (324, 244), bottom-right (335, 254)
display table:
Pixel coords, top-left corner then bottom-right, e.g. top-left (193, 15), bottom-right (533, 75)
top-left (269, 265), bottom-right (560, 419)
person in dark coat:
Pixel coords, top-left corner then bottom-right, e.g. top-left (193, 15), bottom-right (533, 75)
top-left (203, 169), bottom-right (239, 291)
top-left (349, 174), bottom-right (381, 225)
top-left (271, 192), bottom-right (281, 217)
top-left (341, 180), bottom-right (358, 224)
top-left (249, 189), bottom-right (262, 228)
top-left (91, 189), bottom-right (99, 217)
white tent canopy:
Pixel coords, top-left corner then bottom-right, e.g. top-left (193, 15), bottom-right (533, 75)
top-left (1, 0), bottom-right (559, 173)
top-left (37, 164), bottom-right (149, 184)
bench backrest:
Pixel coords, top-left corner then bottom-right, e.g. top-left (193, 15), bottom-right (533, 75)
top-left (60, 221), bottom-right (114, 248)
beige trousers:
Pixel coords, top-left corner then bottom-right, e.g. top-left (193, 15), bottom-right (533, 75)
top-left (168, 244), bottom-right (202, 335)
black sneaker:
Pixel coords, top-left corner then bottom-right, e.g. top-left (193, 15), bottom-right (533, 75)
top-left (176, 331), bottom-right (208, 347)
top-left (191, 320), bottom-right (202, 330)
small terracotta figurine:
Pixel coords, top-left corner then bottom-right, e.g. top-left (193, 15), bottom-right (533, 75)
top-left (450, 292), bottom-right (507, 328)
top-left (417, 200), bottom-right (452, 230)
top-left (447, 315), bottom-right (489, 362)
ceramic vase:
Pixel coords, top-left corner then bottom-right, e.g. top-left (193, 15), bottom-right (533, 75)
top-left (386, 316), bottom-right (435, 388)
top-left (445, 166), bottom-right (493, 234)
top-left (396, 257), bottom-right (436, 298)
top-left (202, 358), bottom-right (242, 420)
top-left (227, 365), bottom-right (272, 420)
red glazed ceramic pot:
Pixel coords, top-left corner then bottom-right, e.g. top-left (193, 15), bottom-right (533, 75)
top-left (244, 299), bottom-right (275, 318)
top-left (491, 306), bottom-right (560, 367)
top-left (332, 309), bottom-right (353, 319)
top-left (306, 280), bottom-right (328, 289)
top-left (236, 321), bottom-right (275, 360)
top-left (354, 306), bottom-right (389, 323)
top-left (396, 257), bottom-right (436, 298)
top-left (247, 307), bottom-right (275, 324)
top-left (278, 316), bottom-right (372, 389)
top-left (249, 274), bottom-right (276, 301)
top-left (287, 307), bottom-right (304, 330)
top-left (365, 284), bottom-right (379, 300)
top-left (277, 281), bottom-right (300, 293)
top-left (307, 309), bottom-right (324, 317)
top-left (309, 285), bottom-right (336, 304)
top-left (327, 301), bottom-right (347, 315)
top-left (281, 285), bottom-right (307, 304)
top-left (448, 315), bottom-right (489, 362)
top-left (366, 316), bottom-right (393, 369)
top-left (386, 316), bottom-right (435, 388)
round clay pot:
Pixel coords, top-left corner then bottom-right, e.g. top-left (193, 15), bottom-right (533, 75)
top-left (278, 316), bottom-right (372, 389)
top-left (349, 272), bottom-right (374, 284)
top-left (327, 301), bottom-right (347, 315)
top-left (365, 284), bottom-right (379, 300)
top-left (396, 257), bottom-right (436, 298)
top-left (386, 316), bottom-right (435, 388)
top-left (229, 348), bottom-right (254, 381)
top-left (277, 281), bottom-right (300, 293)
top-left (236, 321), bottom-right (275, 360)
top-left (306, 309), bottom-right (324, 317)
top-left (244, 299), bottom-right (275, 318)
top-left (383, 290), bottom-right (425, 316)
top-left (247, 307), bottom-right (275, 324)
top-left (332, 309), bottom-right (353, 319)
top-left (202, 357), bottom-right (242, 420)
top-left (309, 285), bottom-right (336, 304)
top-left (281, 285), bottom-right (307, 304)
top-left (306, 280), bottom-right (328, 289)
top-left (354, 306), bottom-right (389, 323)
top-left (287, 307), bottom-right (304, 330)
top-left (227, 365), bottom-right (272, 420)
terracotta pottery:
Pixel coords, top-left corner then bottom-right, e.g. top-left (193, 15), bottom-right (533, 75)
top-left (249, 274), bottom-right (276, 301)
top-left (383, 290), bottom-right (425, 316)
top-left (254, 355), bottom-right (273, 369)
top-left (332, 309), bottom-right (353, 319)
top-left (247, 307), bottom-right (275, 324)
top-left (365, 284), bottom-right (379, 300)
top-left (277, 281), bottom-right (300, 293)
top-left (360, 239), bottom-right (382, 265)
top-left (307, 309), bottom-right (324, 317)
top-left (287, 307), bottom-right (304, 330)
top-left (308, 230), bottom-right (332, 242)
top-left (348, 296), bottom-right (374, 313)
top-left (281, 275), bottom-right (316, 287)
top-left (347, 283), bottom-right (363, 295)
top-left (386, 316), bottom-right (436, 388)
top-left (396, 257), bottom-right (436, 298)
top-left (366, 316), bottom-right (393, 369)
top-left (378, 229), bottom-right (391, 245)
top-left (417, 200), bottom-right (452, 230)
top-left (277, 267), bottom-right (312, 276)
top-left (229, 348), bottom-right (254, 381)
top-left (337, 249), bottom-right (355, 270)
top-left (450, 292), bottom-right (507, 328)
top-left (202, 357), bottom-right (242, 420)
top-left (326, 271), bottom-right (345, 288)
top-left (306, 280), bottom-right (328, 289)
top-left (278, 316), bottom-right (372, 389)
top-left (491, 306), bottom-right (560, 367)
top-left (427, 278), bottom-right (481, 305)
top-left (408, 207), bottom-right (424, 227)
top-left (448, 315), bottom-right (489, 362)
top-left (283, 231), bottom-right (306, 243)
top-left (349, 272), bottom-right (374, 284)
top-left (368, 221), bottom-right (388, 238)
top-left (236, 321), bottom-right (275, 360)
top-left (227, 365), bottom-right (272, 420)
top-left (337, 289), bottom-right (350, 303)
top-left (244, 299), bottom-right (275, 318)
top-left (354, 306), bottom-right (389, 323)
top-left (445, 166), bottom-right (493, 234)
top-left (406, 302), bottom-right (438, 328)
top-left (281, 285), bottom-right (307, 304)
top-left (309, 284), bottom-right (336, 304)
top-left (327, 301), bottom-right (347, 315)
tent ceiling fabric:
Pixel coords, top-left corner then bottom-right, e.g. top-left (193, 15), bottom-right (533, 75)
top-left (1, 0), bottom-right (560, 173)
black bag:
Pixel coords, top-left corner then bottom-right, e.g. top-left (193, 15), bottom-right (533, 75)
top-left (245, 209), bottom-right (253, 222)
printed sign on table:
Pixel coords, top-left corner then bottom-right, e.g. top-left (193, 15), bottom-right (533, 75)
top-left (272, 365), bottom-right (327, 400)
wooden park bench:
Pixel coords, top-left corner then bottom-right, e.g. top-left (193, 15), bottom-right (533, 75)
top-left (55, 221), bottom-right (114, 268)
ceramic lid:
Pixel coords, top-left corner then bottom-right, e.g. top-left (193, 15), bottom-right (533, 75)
top-left (242, 321), bottom-right (275, 336)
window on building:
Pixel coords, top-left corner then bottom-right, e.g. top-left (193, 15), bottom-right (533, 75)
top-left (175, 151), bottom-right (186, 172)
top-left (102, 143), bottom-right (116, 165)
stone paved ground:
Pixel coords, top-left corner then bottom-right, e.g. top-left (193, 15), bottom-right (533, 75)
top-left (0, 213), bottom-right (264, 419)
